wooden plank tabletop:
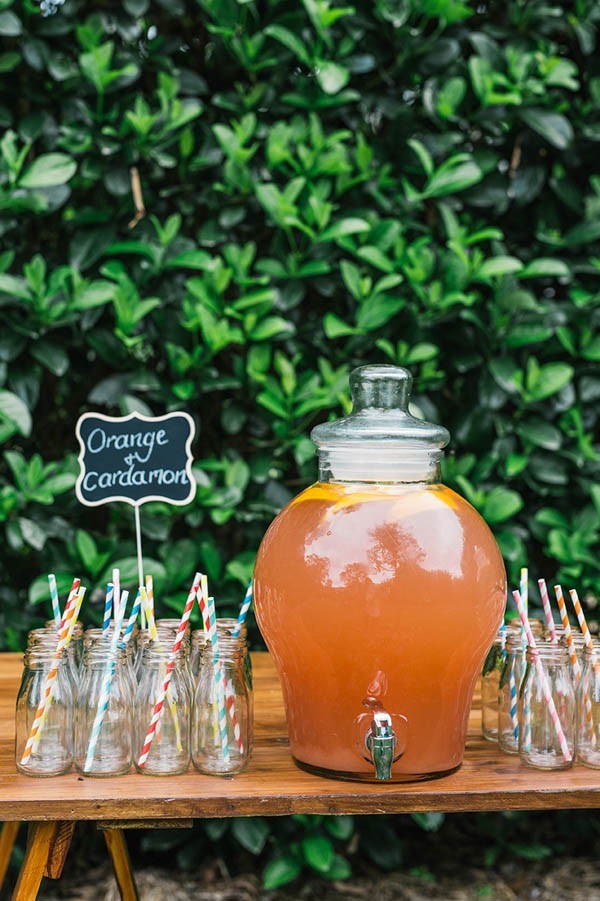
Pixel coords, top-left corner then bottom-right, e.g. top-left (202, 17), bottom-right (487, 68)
top-left (1, 652), bottom-right (600, 822)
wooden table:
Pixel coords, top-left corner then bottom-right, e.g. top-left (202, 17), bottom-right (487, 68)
top-left (2, 652), bottom-right (600, 898)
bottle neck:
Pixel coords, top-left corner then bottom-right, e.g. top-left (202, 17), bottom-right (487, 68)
top-left (318, 445), bottom-right (442, 484)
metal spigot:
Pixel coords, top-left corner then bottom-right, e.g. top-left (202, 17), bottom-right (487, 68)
top-left (365, 710), bottom-right (396, 781)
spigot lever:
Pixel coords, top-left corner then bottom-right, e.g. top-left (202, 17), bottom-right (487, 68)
top-left (366, 711), bottom-right (396, 781)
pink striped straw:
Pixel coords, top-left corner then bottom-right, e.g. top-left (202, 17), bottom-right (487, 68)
top-left (554, 585), bottom-right (582, 681)
top-left (538, 579), bottom-right (557, 642)
top-left (512, 589), bottom-right (572, 762)
top-left (137, 573), bottom-right (201, 767)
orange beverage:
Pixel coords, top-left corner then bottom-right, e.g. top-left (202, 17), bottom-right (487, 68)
top-left (254, 365), bottom-right (506, 782)
top-left (254, 479), bottom-right (505, 781)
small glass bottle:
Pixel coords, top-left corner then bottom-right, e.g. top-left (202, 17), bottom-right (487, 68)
top-left (519, 644), bottom-right (575, 770)
top-left (84, 627), bottom-right (137, 698)
top-left (134, 644), bottom-right (191, 775)
top-left (498, 633), bottom-right (526, 754)
top-left (481, 632), bottom-right (504, 742)
top-left (192, 641), bottom-right (250, 775)
top-left (15, 635), bottom-right (74, 776)
top-left (575, 644), bottom-right (600, 768)
top-left (74, 641), bottom-right (132, 776)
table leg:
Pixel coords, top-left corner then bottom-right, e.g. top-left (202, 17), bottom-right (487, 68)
top-left (103, 828), bottom-right (140, 901)
top-left (0, 822), bottom-right (20, 890)
top-left (11, 820), bottom-right (71, 901)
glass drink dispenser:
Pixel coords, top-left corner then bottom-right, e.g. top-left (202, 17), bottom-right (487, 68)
top-left (254, 365), bottom-right (506, 782)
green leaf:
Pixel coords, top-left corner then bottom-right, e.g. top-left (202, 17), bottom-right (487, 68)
top-left (76, 530), bottom-right (98, 572)
top-left (520, 258), bottom-right (571, 279)
top-left (325, 815), bottom-right (354, 840)
top-left (423, 159), bottom-right (482, 198)
top-left (477, 257), bottom-right (523, 279)
top-left (20, 153), bottom-right (77, 188)
top-left (356, 295), bottom-right (405, 331)
top-left (231, 818), bottom-right (269, 855)
top-left (315, 60), bottom-right (350, 95)
top-left (411, 812), bottom-right (445, 831)
top-left (30, 341), bottom-right (69, 377)
top-left (516, 420), bottom-right (562, 450)
top-left (302, 835), bottom-right (335, 873)
top-left (482, 487), bottom-right (523, 524)
top-left (0, 11), bottom-right (21, 36)
top-left (249, 316), bottom-right (294, 341)
top-left (262, 856), bottom-right (301, 890)
top-left (528, 363), bottom-right (573, 401)
top-left (520, 108), bottom-right (574, 150)
top-left (319, 218), bottom-right (370, 241)
top-left (323, 313), bottom-right (357, 338)
top-left (0, 390), bottom-right (32, 437)
top-left (264, 24), bottom-right (312, 66)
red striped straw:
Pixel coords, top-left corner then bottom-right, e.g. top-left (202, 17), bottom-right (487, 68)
top-left (512, 589), bottom-right (572, 762)
top-left (569, 589), bottom-right (599, 671)
top-left (538, 579), bottom-right (557, 642)
top-left (137, 572), bottom-right (201, 767)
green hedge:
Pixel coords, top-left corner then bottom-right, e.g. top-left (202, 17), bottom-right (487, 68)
top-left (2, 0), bottom-right (600, 888)
top-left (1, 0), bottom-right (600, 640)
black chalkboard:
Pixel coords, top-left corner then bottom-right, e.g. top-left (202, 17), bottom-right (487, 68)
top-left (75, 412), bottom-right (196, 507)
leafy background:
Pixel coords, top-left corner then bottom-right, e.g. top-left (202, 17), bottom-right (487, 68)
top-left (1, 0), bottom-right (600, 889)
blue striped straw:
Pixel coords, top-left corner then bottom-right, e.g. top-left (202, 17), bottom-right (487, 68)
top-left (233, 580), bottom-right (252, 638)
top-left (520, 567), bottom-right (528, 617)
top-left (122, 587), bottom-right (143, 645)
top-left (84, 589), bottom-right (129, 772)
top-left (48, 574), bottom-right (61, 629)
top-left (103, 583), bottom-right (114, 637)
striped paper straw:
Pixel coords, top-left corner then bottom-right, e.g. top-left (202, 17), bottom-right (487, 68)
top-left (512, 589), bottom-right (572, 762)
top-left (196, 577), bottom-right (222, 747)
top-left (205, 593), bottom-right (230, 762)
top-left (48, 574), bottom-right (61, 630)
top-left (122, 587), bottom-right (144, 645)
top-left (137, 573), bottom-right (201, 767)
top-left (538, 579), bottom-right (557, 642)
top-left (520, 568), bottom-right (528, 616)
top-left (112, 568), bottom-right (120, 619)
top-left (233, 580), bottom-right (252, 638)
top-left (554, 585), bottom-right (582, 682)
top-left (569, 589), bottom-right (597, 664)
top-left (144, 575), bottom-right (158, 640)
top-left (509, 663), bottom-right (519, 741)
top-left (21, 582), bottom-right (84, 764)
top-left (83, 589), bottom-right (129, 773)
top-left (103, 583), bottom-right (114, 637)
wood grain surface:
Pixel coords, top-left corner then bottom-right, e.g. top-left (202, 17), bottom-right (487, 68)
top-left (1, 653), bottom-right (600, 821)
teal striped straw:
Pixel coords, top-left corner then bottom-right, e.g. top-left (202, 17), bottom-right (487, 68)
top-left (103, 583), bottom-right (114, 637)
top-left (48, 574), bottom-right (61, 629)
top-left (233, 580), bottom-right (252, 638)
top-left (206, 593), bottom-right (230, 762)
top-left (84, 589), bottom-right (129, 772)
top-left (121, 587), bottom-right (143, 646)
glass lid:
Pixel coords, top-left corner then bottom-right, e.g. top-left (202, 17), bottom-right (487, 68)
top-left (311, 365), bottom-right (450, 449)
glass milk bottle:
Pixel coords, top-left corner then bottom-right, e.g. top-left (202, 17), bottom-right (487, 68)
top-left (519, 644), bottom-right (575, 770)
top-left (192, 641), bottom-right (250, 775)
top-left (15, 635), bottom-right (73, 776)
top-left (74, 641), bottom-right (132, 776)
top-left (575, 644), bottom-right (600, 768)
top-left (135, 643), bottom-right (191, 775)
top-left (254, 365), bottom-right (506, 781)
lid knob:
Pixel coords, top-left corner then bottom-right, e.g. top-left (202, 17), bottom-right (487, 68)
top-left (350, 365), bottom-right (412, 413)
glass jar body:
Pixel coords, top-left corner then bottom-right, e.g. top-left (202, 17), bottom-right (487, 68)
top-left (15, 649), bottom-right (73, 776)
top-left (192, 646), bottom-right (250, 775)
top-left (518, 647), bottom-right (575, 770)
top-left (74, 647), bottom-right (132, 776)
top-left (576, 647), bottom-right (600, 768)
top-left (135, 650), bottom-right (191, 775)
top-left (255, 478), bottom-right (506, 781)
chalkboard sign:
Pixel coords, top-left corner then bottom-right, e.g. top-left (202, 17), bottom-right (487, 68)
top-left (75, 412), bottom-right (196, 507)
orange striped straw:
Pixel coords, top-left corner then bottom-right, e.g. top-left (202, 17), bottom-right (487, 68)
top-left (21, 581), bottom-right (85, 764)
top-left (569, 589), bottom-right (599, 671)
top-left (554, 585), bottom-right (581, 681)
